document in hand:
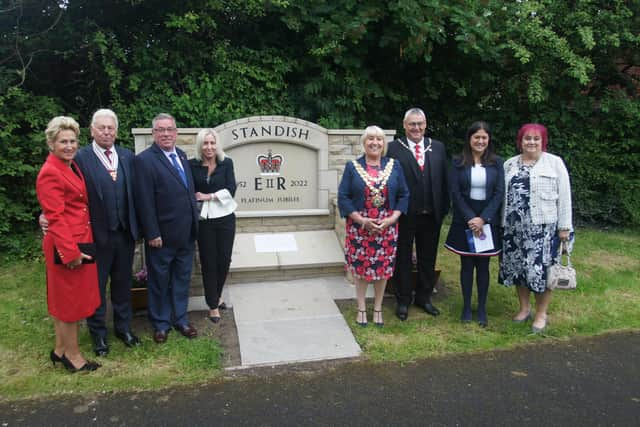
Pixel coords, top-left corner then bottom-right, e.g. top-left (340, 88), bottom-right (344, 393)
top-left (465, 224), bottom-right (495, 253)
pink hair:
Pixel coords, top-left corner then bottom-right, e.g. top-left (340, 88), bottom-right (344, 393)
top-left (516, 123), bottom-right (548, 152)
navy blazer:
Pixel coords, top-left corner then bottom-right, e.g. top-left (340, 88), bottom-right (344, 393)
top-left (74, 144), bottom-right (140, 245)
top-left (338, 156), bottom-right (409, 217)
top-left (134, 143), bottom-right (199, 248)
top-left (448, 156), bottom-right (504, 225)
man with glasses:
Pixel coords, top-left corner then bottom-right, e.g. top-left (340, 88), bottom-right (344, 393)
top-left (387, 108), bottom-right (449, 321)
top-left (135, 113), bottom-right (199, 343)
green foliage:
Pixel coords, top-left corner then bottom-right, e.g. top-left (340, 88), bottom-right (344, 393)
top-left (0, 87), bottom-right (60, 258)
top-left (0, 0), bottom-right (638, 259)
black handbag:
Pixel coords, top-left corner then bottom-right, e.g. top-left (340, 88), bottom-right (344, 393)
top-left (54, 243), bottom-right (96, 264)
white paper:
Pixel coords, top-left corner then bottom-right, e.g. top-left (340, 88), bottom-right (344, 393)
top-left (472, 224), bottom-right (495, 253)
top-left (254, 233), bottom-right (298, 253)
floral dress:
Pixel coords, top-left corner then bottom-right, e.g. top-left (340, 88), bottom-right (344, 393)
top-left (499, 162), bottom-right (556, 293)
top-left (344, 167), bottom-right (398, 281)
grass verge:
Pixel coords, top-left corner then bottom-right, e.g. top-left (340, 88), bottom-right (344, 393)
top-left (346, 226), bottom-right (640, 362)
top-left (1, 226), bottom-right (638, 400)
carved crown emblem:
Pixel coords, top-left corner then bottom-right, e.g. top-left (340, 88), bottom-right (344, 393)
top-left (257, 149), bottom-right (283, 175)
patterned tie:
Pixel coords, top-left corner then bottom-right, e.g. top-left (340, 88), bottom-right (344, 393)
top-left (414, 143), bottom-right (424, 171)
top-left (104, 149), bottom-right (112, 165)
top-left (169, 153), bottom-right (188, 187)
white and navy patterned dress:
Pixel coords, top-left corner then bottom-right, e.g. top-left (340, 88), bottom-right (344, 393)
top-left (499, 162), bottom-right (556, 293)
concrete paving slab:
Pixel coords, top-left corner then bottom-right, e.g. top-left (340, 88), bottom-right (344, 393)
top-left (227, 276), bottom-right (366, 367)
top-left (277, 230), bottom-right (344, 268)
top-left (230, 233), bottom-right (279, 271)
top-left (230, 231), bottom-right (344, 273)
top-left (229, 281), bottom-right (339, 322)
top-left (237, 316), bottom-right (361, 366)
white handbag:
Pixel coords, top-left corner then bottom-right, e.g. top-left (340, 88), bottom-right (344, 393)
top-left (547, 241), bottom-right (577, 290)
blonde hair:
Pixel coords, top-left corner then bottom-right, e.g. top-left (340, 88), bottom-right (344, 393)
top-left (359, 125), bottom-right (388, 156)
top-left (45, 116), bottom-right (80, 143)
top-left (194, 128), bottom-right (225, 162)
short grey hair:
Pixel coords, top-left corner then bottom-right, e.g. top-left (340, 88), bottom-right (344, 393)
top-left (403, 107), bottom-right (427, 122)
top-left (91, 108), bottom-right (119, 129)
top-left (194, 128), bottom-right (225, 162)
top-left (152, 113), bottom-right (176, 128)
top-left (359, 125), bottom-right (388, 157)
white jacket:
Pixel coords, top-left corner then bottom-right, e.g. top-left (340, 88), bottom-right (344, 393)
top-left (502, 152), bottom-right (573, 231)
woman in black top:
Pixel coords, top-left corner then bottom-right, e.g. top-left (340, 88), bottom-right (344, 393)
top-left (189, 128), bottom-right (237, 323)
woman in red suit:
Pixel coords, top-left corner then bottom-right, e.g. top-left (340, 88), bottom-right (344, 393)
top-left (36, 116), bottom-right (101, 373)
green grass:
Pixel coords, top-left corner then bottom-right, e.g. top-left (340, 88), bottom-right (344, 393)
top-left (347, 225), bottom-right (640, 362)
top-left (0, 262), bottom-right (223, 401)
top-left (1, 226), bottom-right (638, 400)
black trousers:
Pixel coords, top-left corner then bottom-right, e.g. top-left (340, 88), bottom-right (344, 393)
top-left (394, 213), bottom-right (442, 306)
top-left (197, 214), bottom-right (235, 310)
top-left (86, 229), bottom-right (135, 338)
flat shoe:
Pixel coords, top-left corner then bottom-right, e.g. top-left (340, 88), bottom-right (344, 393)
top-left (218, 302), bottom-right (228, 310)
top-left (209, 316), bottom-right (221, 324)
top-left (512, 313), bottom-right (531, 323)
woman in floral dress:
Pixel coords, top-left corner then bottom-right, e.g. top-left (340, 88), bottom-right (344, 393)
top-left (338, 126), bottom-right (409, 327)
top-left (500, 123), bottom-right (573, 333)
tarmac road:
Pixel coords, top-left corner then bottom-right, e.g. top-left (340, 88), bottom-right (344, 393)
top-left (1, 331), bottom-right (638, 426)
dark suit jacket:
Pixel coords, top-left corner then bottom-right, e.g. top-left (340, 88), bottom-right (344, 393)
top-left (387, 136), bottom-right (449, 223)
top-left (134, 143), bottom-right (198, 248)
top-left (189, 157), bottom-right (237, 197)
top-left (74, 144), bottom-right (139, 245)
top-left (448, 156), bottom-right (504, 225)
top-left (337, 156), bottom-right (409, 217)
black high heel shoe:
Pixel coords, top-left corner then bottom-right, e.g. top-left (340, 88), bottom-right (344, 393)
top-left (356, 310), bottom-right (368, 327)
top-left (60, 354), bottom-right (101, 373)
top-left (373, 310), bottom-right (384, 328)
top-left (50, 350), bottom-right (63, 366)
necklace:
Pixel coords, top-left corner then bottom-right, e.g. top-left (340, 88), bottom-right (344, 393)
top-left (352, 159), bottom-right (394, 208)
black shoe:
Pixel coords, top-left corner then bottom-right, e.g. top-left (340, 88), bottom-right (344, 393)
top-left (115, 330), bottom-right (141, 347)
top-left (60, 354), bottom-right (101, 373)
top-left (416, 302), bottom-right (440, 317)
top-left (209, 315), bottom-right (221, 324)
top-left (460, 308), bottom-right (472, 323)
top-left (477, 310), bottom-right (488, 328)
top-left (50, 350), bottom-right (63, 367)
top-left (373, 310), bottom-right (384, 328)
top-left (218, 302), bottom-right (228, 310)
top-left (92, 335), bottom-right (109, 357)
top-left (396, 304), bottom-right (408, 321)
top-left (356, 310), bottom-right (368, 327)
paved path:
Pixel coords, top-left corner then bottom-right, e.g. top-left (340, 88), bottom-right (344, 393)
top-left (1, 331), bottom-right (638, 426)
top-left (225, 276), bottom-right (368, 367)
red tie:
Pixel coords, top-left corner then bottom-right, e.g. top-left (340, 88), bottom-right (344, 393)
top-left (105, 149), bottom-right (112, 165)
top-left (414, 144), bottom-right (424, 171)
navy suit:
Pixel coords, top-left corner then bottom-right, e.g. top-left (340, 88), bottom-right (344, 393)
top-left (135, 143), bottom-right (199, 332)
top-left (74, 144), bottom-right (139, 338)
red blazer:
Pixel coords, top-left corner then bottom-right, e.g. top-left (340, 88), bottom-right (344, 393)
top-left (36, 153), bottom-right (99, 322)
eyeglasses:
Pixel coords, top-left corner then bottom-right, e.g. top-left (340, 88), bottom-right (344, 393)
top-left (407, 121), bottom-right (426, 128)
top-left (153, 127), bottom-right (177, 133)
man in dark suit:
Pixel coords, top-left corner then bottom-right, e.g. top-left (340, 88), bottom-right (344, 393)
top-left (387, 108), bottom-right (449, 321)
top-left (40, 109), bottom-right (141, 356)
top-left (134, 113), bottom-right (199, 343)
